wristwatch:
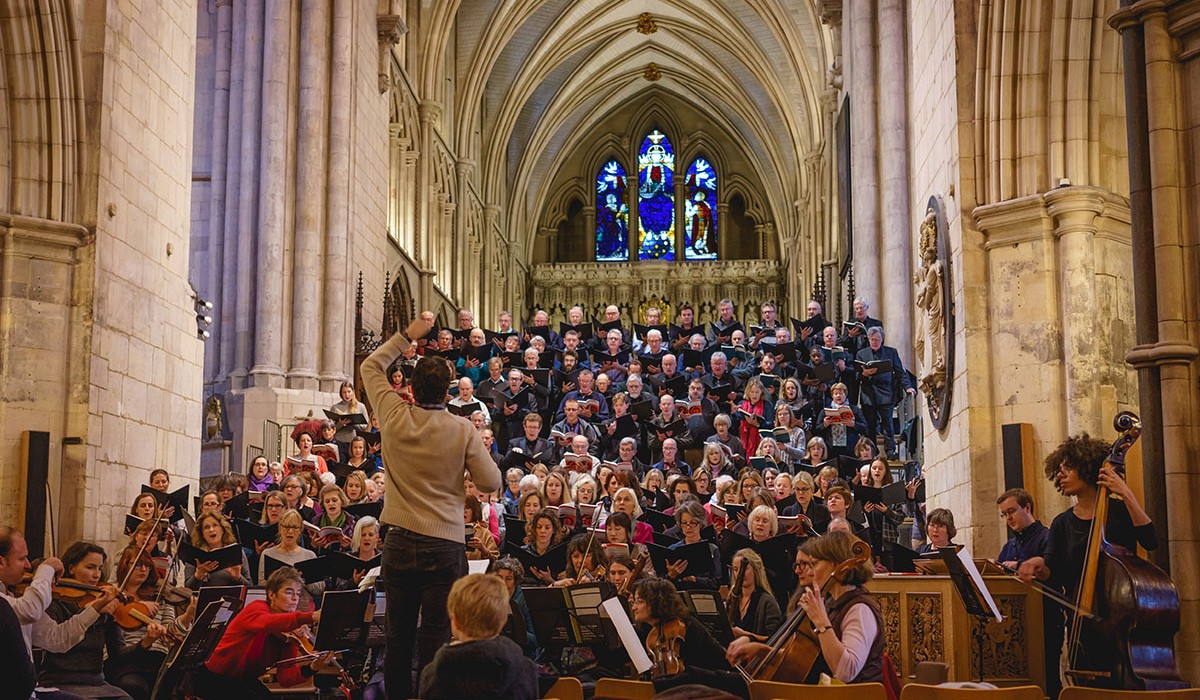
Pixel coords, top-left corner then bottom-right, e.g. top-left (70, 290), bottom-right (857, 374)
top-left (813, 624), bottom-right (832, 635)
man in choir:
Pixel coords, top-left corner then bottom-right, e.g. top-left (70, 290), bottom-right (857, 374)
top-left (458, 308), bottom-right (475, 331)
top-left (558, 434), bottom-right (601, 472)
top-left (648, 353), bottom-right (685, 396)
top-left (506, 413), bottom-right (555, 469)
top-left (652, 438), bottom-right (690, 477)
top-left (450, 378), bottom-right (491, 424)
top-left (497, 369), bottom-right (540, 456)
top-left (361, 310), bottom-right (501, 699)
top-left (559, 329), bottom-right (590, 368)
top-left (749, 301), bottom-right (781, 349)
top-left (624, 374), bottom-right (656, 412)
top-left (799, 299), bottom-right (828, 348)
top-left (682, 333), bottom-right (710, 377)
top-left (671, 303), bottom-right (701, 352)
top-left (497, 310), bottom-right (514, 333)
top-left (707, 298), bottom-right (741, 344)
top-left (550, 398), bottom-right (601, 459)
top-left (598, 328), bottom-right (629, 383)
top-left (525, 309), bottom-right (558, 347)
top-left (856, 327), bottom-right (914, 459)
top-left (557, 368), bottom-right (610, 423)
top-left (816, 382), bottom-right (868, 460)
top-left (636, 329), bottom-right (667, 371)
top-left (996, 487), bottom-right (1060, 699)
top-left (703, 352), bottom-right (742, 412)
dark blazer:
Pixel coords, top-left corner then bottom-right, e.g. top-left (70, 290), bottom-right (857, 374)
top-left (855, 344), bottom-right (914, 407)
top-left (814, 402), bottom-right (868, 457)
top-left (507, 436), bottom-right (555, 467)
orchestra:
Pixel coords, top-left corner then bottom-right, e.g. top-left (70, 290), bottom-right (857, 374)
top-left (2, 304), bottom-right (1188, 700)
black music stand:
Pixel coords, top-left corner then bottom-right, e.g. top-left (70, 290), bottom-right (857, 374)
top-left (937, 547), bottom-right (1002, 682)
top-left (149, 597), bottom-right (243, 700)
top-left (524, 583), bottom-right (620, 675)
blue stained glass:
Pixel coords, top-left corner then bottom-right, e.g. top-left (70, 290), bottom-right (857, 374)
top-left (595, 160), bottom-right (629, 261)
top-left (684, 158), bottom-right (718, 260)
top-left (637, 130), bottom-right (675, 261)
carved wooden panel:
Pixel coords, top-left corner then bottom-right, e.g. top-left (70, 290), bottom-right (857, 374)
top-left (876, 592), bottom-right (902, 670)
top-left (969, 595), bottom-right (1029, 680)
top-left (909, 593), bottom-right (945, 666)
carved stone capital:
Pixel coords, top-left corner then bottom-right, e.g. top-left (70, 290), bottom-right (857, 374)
top-left (377, 14), bottom-right (407, 45)
top-left (818, 0), bottom-right (844, 26)
top-left (1125, 340), bottom-right (1200, 368)
top-left (419, 100), bottom-right (443, 124)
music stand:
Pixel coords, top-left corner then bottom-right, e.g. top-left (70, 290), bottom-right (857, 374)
top-left (149, 597), bottom-right (243, 700)
top-left (937, 546), bottom-right (1002, 682)
top-left (524, 583), bottom-right (621, 675)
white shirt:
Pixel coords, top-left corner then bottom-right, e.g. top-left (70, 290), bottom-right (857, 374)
top-left (0, 563), bottom-right (99, 663)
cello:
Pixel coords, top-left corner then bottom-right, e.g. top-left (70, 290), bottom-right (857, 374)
top-left (735, 538), bottom-right (871, 684)
top-left (1065, 411), bottom-right (1188, 689)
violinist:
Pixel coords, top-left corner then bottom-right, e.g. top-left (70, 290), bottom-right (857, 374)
top-left (607, 553), bottom-right (650, 599)
top-left (603, 511), bottom-right (652, 566)
top-left (727, 531), bottom-right (886, 684)
top-left (553, 533), bottom-right (608, 587)
top-left (107, 546), bottom-right (196, 700)
top-left (489, 557), bottom-right (538, 658)
top-left (192, 566), bottom-right (336, 698)
top-left (39, 541), bottom-right (131, 699)
top-left (1, 527), bottom-right (118, 700)
top-left (630, 579), bottom-right (732, 687)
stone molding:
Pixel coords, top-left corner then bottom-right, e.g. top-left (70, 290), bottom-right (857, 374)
top-left (0, 213), bottom-right (90, 257)
top-left (1125, 341), bottom-right (1200, 368)
top-left (973, 187), bottom-right (1132, 250)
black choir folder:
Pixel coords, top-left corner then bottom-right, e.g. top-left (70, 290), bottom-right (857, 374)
top-left (647, 542), bottom-right (715, 579)
top-left (140, 484), bottom-right (189, 521)
top-left (503, 540), bottom-right (568, 580)
top-left (178, 541), bottom-right (243, 570)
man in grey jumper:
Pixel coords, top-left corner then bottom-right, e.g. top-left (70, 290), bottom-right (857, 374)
top-left (361, 311), bottom-right (502, 699)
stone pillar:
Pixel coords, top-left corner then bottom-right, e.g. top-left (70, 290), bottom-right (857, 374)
top-left (250, 0), bottom-right (291, 386)
top-left (456, 160), bottom-right (475, 301)
top-left (207, 0), bottom-right (234, 386)
top-left (416, 100), bottom-right (441, 308)
top-left (847, 0), bottom-right (880, 310)
top-left (288, 0), bottom-right (330, 391)
top-left (877, 0), bottom-right (913, 363)
top-left (320, 0), bottom-right (353, 391)
top-left (231, 0), bottom-right (265, 388)
top-left (583, 205), bottom-right (596, 261)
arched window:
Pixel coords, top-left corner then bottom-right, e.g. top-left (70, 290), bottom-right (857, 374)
top-left (684, 157), bottom-right (718, 260)
top-left (637, 130), bottom-right (675, 260)
top-left (595, 160), bottom-right (629, 262)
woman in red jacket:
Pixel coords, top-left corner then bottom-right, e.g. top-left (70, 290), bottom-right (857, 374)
top-left (192, 566), bottom-right (335, 698)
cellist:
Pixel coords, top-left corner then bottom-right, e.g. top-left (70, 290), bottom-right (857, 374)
top-left (726, 531), bottom-right (886, 684)
top-left (1018, 434), bottom-right (1158, 682)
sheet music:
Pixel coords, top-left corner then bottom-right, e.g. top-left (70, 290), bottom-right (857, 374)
top-left (958, 547), bottom-right (1003, 622)
top-left (600, 597), bottom-right (653, 674)
top-left (468, 559), bottom-right (490, 574)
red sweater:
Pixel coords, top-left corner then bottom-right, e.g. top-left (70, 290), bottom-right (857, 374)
top-left (204, 600), bottom-right (315, 686)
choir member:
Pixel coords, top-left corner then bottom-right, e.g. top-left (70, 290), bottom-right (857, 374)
top-left (727, 549), bottom-right (783, 641)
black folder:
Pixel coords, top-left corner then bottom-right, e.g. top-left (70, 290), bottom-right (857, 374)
top-left (648, 542), bottom-right (716, 579)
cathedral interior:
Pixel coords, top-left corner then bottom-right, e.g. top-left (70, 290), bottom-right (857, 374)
top-left (0, 0), bottom-right (1198, 682)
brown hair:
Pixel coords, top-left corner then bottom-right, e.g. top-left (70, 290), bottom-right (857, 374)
top-left (997, 488), bottom-right (1035, 512)
top-left (633, 578), bottom-right (689, 622)
top-left (447, 573), bottom-right (510, 639)
top-left (927, 507), bottom-right (957, 539)
top-left (801, 530), bottom-right (873, 585)
top-left (412, 356), bottom-right (453, 404)
top-left (1043, 434), bottom-right (1109, 490)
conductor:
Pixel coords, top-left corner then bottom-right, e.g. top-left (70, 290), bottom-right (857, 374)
top-left (362, 310), bottom-right (502, 698)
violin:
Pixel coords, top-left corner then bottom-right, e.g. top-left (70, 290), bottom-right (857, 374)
top-left (277, 625), bottom-right (359, 697)
top-left (617, 554), bottom-right (650, 597)
top-left (645, 618), bottom-right (686, 678)
top-left (50, 578), bottom-right (112, 606)
top-left (1064, 412), bottom-right (1187, 689)
top-left (736, 538), bottom-right (871, 684)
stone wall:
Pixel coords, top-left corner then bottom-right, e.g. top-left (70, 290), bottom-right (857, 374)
top-left (83, 0), bottom-right (203, 550)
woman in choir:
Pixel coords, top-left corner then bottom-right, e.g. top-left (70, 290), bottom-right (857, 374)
top-left (569, 474), bottom-right (599, 508)
top-left (917, 508), bottom-right (957, 554)
top-left (370, 471), bottom-right (386, 501)
top-left (746, 504), bottom-right (779, 544)
top-left (489, 556), bottom-right (538, 658)
top-left (774, 403), bottom-right (807, 471)
top-left (352, 516), bottom-right (381, 562)
top-left (39, 541), bottom-right (129, 699)
top-left (343, 469), bottom-right (370, 505)
top-left (610, 486), bottom-right (653, 544)
top-left (755, 441), bottom-right (782, 473)
top-left (861, 459), bottom-right (904, 554)
top-left (344, 436), bottom-right (374, 476)
top-left (310, 484), bottom-right (356, 552)
top-left (541, 470), bottom-right (571, 509)
top-left (692, 466), bottom-right (713, 500)
top-left (641, 468), bottom-right (672, 511)
top-left (823, 485), bottom-right (864, 536)
top-left (109, 546), bottom-right (196, 700)
top-left (269, 461), bottom-right (285, 486)
top-left (782, 472), bottom-right (831, 535)
top-left (246, 455), bottom-right (274, 493)
top-left (706, 413), bottom-right (747, 465)
top-left (279, 474), bottom-right (316, 521)
top-left (773, 472), bottom-right (794, 502)
top-left (329, 381), bottom-right (368, 446)
top-left (603, 511), bottom-right (651, 565)
top-left (258, 490), bottom-right (287, 526)
top-left (854, 437), bottom-right (878, 463)
top-left (185, 512), bottom-right (252, 590)
top-left (727, 531), bottom-right (887, 684)
top-left (149, 468), bottom-right (171, 493)
top-left (778, 377), bottom-right (806, 416)
top-left (727, 549), bottom-right (783, 642)
top-left (289, 432), bottom-right (329, 475)
top-left (700, 442), bottom-right (734, 480)
top-left (197, 489), bottom-right (222, 516)
top-left (800, 436), bottom-right (830, 477)
top-left (524, 509), bottom-right (565, 584)
top-left (737, 380), bottom-right (773, 461)
top-left (258, 509), bottom-right (316, 585)
top-left (464, 496), bottom-right (500, 562)
top-left (665, 501), bottom-right (721, 590)
top-left (518, 491), bottom-right (546, 524)
top-left (737, 471), bottom-right (767, 507)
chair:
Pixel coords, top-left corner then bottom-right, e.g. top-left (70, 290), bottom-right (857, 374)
top-left (593, 678), bottom-right (657, 699)
top-left (914, 662), bottom-right (950, 685)
top-left (749, 679), bottom-right (887, 700)
top-left (1060, 690), bottom-right (1200, 700)
top-left (543, 676), bottom-right (585, 700)
top-left (900, 684), bottom-right (1044, 700)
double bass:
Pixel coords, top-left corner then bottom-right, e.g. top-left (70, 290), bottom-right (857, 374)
top-left (1066, 411), bottom-right (1188, 689)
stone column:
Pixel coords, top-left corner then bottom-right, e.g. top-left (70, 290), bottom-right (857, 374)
top-left (583, 205), bottom-right (596, 261)
top-left (231, 0), bottom-right (264, 388)
top-left (250, 0), bottom-right (291, 386)
top-left (320, 0), bottom-right (353, 390)
top-left (847, 0), bottom-right (880, 311)
top-left (715, 202), bottom-right (728, 261)
top-left (456, 160), bottom-right (475, 301)
top-left (877, 0), bottom-right (913, 363)
top-left (416, 100), bottom-right (441, 308)
top-left (207, 0), bottom-right (233, 386)
top-left (288, 0), bottom-right (330, 390)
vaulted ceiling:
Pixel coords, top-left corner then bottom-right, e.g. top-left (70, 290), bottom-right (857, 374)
top-left (433, 0), bottom-right (834, 259)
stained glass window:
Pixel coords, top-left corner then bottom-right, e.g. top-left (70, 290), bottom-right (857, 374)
top-left (637, 130), bottom-right (675, 260)
top-left (684, 158), bottom-right (718, 260)
top-left (595, 160), bottom-right (629, 261)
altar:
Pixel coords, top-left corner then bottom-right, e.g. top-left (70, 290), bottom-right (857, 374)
top-left (867, 574), bottom-right (1046, 689)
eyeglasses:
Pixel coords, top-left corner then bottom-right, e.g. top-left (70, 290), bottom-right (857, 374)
top-left (793, 560), bottom-right (815, 571)
top-left (266, 503), bottom-right (284, 509)
top-left (133, 561), bottom-right (151, 569)
top-left (680, 520), bottom-right (701, 528)
top-left (280, 524), bottom-right (302, 531)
